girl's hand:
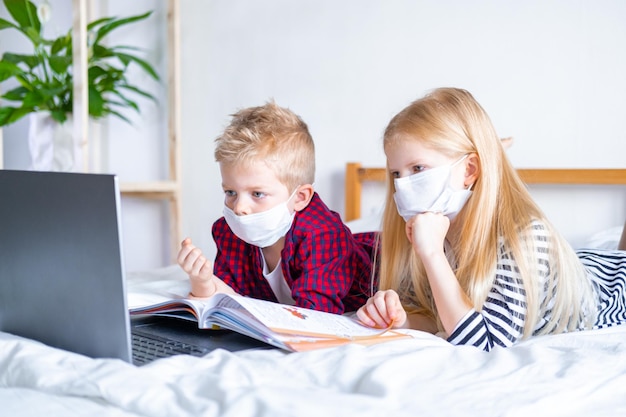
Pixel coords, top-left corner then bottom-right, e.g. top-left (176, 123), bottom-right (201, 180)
top-left (356, 290), bottom-right (407, 329)
top-left (177, 238), bottom-right (217, 298)
top-left (407, 212), bottom-right (449, 258)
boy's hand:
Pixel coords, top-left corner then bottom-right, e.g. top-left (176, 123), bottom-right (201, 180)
top-left (356, 290), bottom-right (407, 329)
top-left (177, 238), bottom-right (217, 298)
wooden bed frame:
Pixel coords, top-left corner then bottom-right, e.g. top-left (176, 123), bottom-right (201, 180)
top-left (344, 162), bottom-right (626, 222)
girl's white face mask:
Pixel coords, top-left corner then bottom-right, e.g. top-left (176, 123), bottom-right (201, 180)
top-left (223, 189), bottom-right (297, 248)
top-left (393, 155), bottom-right (472, 222)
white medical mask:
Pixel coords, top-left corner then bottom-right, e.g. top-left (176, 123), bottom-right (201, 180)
top-left (393, 154), bottom-right (472, 221)
top-left (223, 189), bottom-right (298, 248)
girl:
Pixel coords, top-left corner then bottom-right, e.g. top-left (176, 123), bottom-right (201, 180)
top-left (356, 87), bottom-right (626, 351)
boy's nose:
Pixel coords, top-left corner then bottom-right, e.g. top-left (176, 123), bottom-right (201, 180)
top-left (232, 198), bottom-right (250, 216)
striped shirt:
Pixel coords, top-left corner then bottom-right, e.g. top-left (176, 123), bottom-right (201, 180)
top-left (447, 221), bottom-right (626, 351)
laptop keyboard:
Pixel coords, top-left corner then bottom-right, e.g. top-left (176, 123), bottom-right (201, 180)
top-left (131, 331), bottom-right (212, 365)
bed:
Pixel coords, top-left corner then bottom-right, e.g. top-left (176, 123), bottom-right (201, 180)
top-left (1, 165), bottom-right (626, 417)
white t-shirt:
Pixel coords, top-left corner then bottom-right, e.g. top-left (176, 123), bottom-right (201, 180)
top-left (261, 252), bottom-right (296, 305)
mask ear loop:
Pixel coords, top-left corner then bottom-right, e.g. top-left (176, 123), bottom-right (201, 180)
top-left (455, 153), bottom-right (474, 190)
top-left (289, 184), bottom-right (312, 213)
top-left (287, 186), bottom-right (300, 202)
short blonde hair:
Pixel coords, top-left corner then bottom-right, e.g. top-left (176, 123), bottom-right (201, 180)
top-left (214, 101), bottom-right (315, 191)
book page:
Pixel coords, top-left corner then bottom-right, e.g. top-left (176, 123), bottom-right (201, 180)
top-left (223, 295), bottom-right (389, 339)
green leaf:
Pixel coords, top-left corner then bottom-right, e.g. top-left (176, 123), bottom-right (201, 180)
top-left (0, 59), bottom-right (25, 81)
top-left (86, 16), bottom-right (116, 32)
top-left (87, 65), bottom-right (108, 79)
top-left (23, 26), bottom-right (42, 44)
top-left (92, 11), bottom-right (152, 45)
top-left (0, 17), bottom-right (20, 30)
top-left (106, 108), bottom-right (133, 125)
top-left (90, 44), bottom-right (115, 60)
top-left (1, 85), bottom-right (28, 101)
top-left (109, 45), bottom-right (142, 53)
top-left (3, 52), bottom-right (40, 69)
top-left (88, 85), bottom-right (105, 117)
top-left (114, 52), bottom-right (159, 80)
top-left (0, 105), bottom-right (34, 126)
top-left (4, 0), bottom-right (40, 32)
top-left (0, 106), bottom-right (18, 125)
top-left (21, 88), bottom-right (45, 108)
top-left (110, 91), bottom-right (139, 111)
top-left (51, 34), bottom-right (71, 54)
top-left (38, 83), bottom-right (70, 102)
top-left (49, 109), bottom-right (67, 124)
top-left (0, 106), bottom-right (13, 125)
top-left (49, 55), bottom-right (71, 74)
top-left (118, 84), bottom-right (156, 101)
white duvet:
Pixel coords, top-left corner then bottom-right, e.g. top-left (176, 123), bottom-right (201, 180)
top-left (3, 223), bottom-right (626, 417)
top-left (2, 319), bottom-right (626, 417)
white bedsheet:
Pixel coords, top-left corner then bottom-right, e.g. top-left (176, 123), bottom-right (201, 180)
top-left (3, 259), bottom-right (626, 417)
top-left (2, 311), bottom-right (626, 416)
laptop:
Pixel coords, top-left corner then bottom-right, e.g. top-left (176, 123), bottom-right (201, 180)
top-left (0, 169), bottom-right (268, 365)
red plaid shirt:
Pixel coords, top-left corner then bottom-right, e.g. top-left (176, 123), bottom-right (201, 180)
top-left (212, 193), bottom-right (377, 314)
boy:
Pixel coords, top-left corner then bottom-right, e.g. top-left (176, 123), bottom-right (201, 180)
top-left (177, 101), bottom-right (375, 314)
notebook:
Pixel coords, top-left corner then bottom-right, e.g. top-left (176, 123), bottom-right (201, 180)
top-left (0, 169), bottom-right (268, 365)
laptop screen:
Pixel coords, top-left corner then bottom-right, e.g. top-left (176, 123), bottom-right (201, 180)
top-left (0, 170), bottom-right (132, 362)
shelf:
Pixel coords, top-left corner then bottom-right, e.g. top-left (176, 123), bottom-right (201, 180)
top-left (120, 181), bottom-right (179, 199)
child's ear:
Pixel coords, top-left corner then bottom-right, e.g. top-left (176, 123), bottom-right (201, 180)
top-left (464, 153), bottom-right (480, 188)
top-left (293, 184), bottom-right (314, 212)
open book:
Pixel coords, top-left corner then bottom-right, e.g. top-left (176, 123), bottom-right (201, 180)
top-left (129, 285), bottom-right (411, 352)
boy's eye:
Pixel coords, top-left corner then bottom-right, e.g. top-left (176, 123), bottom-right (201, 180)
top-left (390, 171), bottom-right (400, 179)
top-left (412, 165), bottom-right (426, 174)
top-left (224, 190), bottom-right (236, 197)
top-left (252, 191), bottom-right (266, 199)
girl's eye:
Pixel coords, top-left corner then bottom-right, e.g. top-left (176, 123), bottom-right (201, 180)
top-left (390, 171), bottom-right (400, 179)
top-left (412, 165), bottom-right (426, 174)
top-left (224, 190), bottom-right (236, 197)
top-left (252, 191), bottom-right (266, 199)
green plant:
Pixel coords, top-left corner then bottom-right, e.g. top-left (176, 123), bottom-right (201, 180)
top-left (0, 0), bottom-right (159, 126)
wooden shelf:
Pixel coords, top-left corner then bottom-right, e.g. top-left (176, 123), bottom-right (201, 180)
top-left (517, 169), bottom-right (626, 185)
top-left (120, 181), bottom-right (179, 199)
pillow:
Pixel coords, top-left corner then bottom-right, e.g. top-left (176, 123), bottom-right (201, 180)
top-left (582, 225), bottom-right (623, 250)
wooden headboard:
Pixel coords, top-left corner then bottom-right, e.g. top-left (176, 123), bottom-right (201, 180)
top-left (344, 162), bottom-right (626, 222)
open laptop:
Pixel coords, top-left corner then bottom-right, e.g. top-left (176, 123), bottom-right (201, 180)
top-left (0, 169), bottom-right (268, 365)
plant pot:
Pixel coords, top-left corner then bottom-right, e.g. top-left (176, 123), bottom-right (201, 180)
top-left (28, 112), bottom-right (82, 172)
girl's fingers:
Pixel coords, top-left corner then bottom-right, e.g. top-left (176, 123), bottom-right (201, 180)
top-left (371, 293), bottom-right (392, 326)
top-left (384, 290), bottom-right (401, 312)
top-left (357, 291), bottom-right (397, 328)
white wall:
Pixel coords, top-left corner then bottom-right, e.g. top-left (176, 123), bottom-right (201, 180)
top-left (179, 0), bottom-right (626, 259)
top-left (3, 1), bottom-right (626, 271)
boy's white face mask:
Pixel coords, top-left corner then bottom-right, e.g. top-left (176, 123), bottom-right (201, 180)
top-left (223, 189), bottom-right (297, 248)
top-left (393, 155), bottom-right (472, 222)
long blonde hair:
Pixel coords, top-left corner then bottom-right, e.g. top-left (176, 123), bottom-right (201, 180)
top-left (378, 87), bottom-right (595, 337)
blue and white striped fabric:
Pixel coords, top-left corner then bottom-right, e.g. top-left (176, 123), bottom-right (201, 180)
top-left (578, 249), bottom-right (626, 329)
top-left (447, 223), bottom-right (626, 352)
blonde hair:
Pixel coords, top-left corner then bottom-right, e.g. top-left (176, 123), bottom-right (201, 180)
top-left (214, 101), bottom-right (315, 190)
top-left (378, 87), bottom-right (595, 337)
